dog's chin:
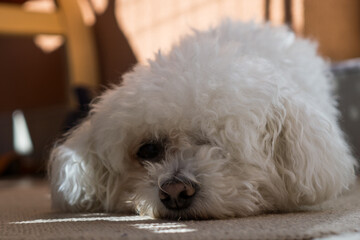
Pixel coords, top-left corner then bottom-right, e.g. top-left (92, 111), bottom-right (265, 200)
top-left (157, 211), bottom-right (206, 220)
top-left (133, 197), bottom-right (202, 220)
top-left (144, 205), bottom-right (213, 220)
top-left (135, 196), bottom-right (223, 220)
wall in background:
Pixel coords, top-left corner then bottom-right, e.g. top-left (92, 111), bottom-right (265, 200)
top-left (116, 0), bottom-right (360, 62)
top-left (116, 0), bottom-right (265, 62)
top-left (303, 0), bottom-right (360, 61)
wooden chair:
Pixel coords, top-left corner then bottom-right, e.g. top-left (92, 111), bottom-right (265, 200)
top-left (0, 0), bottom-right (99, 91)
top-left (0, 1), bottom-right (99, 175)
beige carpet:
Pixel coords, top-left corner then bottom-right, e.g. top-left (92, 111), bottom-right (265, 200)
top-left (1, 178), bottom-right (360, 240)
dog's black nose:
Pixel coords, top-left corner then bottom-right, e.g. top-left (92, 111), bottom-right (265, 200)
top-left (159, 180), bottom-right (197, 210)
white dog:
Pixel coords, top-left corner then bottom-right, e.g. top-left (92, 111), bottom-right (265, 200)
top-left (49, 20), bottom-right (356, 219)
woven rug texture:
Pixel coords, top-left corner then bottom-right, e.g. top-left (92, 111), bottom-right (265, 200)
top-left (1, 178), bottom-right (360, 240)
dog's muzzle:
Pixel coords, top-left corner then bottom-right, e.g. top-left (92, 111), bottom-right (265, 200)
top-left (159, 179), bottom-right (198, 210)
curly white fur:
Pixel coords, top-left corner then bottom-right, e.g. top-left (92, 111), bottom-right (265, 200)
top-left (49, 20), bottom-right (357, 219)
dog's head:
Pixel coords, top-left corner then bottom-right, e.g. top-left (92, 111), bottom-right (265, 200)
top-left (50, 23), bottom-right (355, 219)
top-left (82, 51), bottom-right (278, 219)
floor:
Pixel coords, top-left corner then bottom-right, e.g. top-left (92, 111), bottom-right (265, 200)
top-left (1, 178), bottom-right (360, 240)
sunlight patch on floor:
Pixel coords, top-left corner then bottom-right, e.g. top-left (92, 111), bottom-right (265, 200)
top-left (133, 222), bottom-right (197, 234)
top-left (10, 215), bottom-right (153, 224)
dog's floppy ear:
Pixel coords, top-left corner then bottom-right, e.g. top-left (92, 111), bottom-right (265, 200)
top-left (49, 119), bottom-right (105, 212)
top-left (263, 94), bottom-right (356, 206)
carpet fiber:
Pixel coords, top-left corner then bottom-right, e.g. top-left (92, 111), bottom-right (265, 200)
top-left (1, 178), bottom-right (360, 240)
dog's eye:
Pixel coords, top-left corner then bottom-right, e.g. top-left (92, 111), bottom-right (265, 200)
top-left (137, 143), bottom-right (163, 160)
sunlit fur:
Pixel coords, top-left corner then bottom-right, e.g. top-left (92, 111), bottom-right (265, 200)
top-left (49, 20), bottom-right (356, 219)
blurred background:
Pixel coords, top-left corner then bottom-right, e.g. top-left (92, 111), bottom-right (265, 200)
top-left (0, 0), bottom-right (359, 178)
